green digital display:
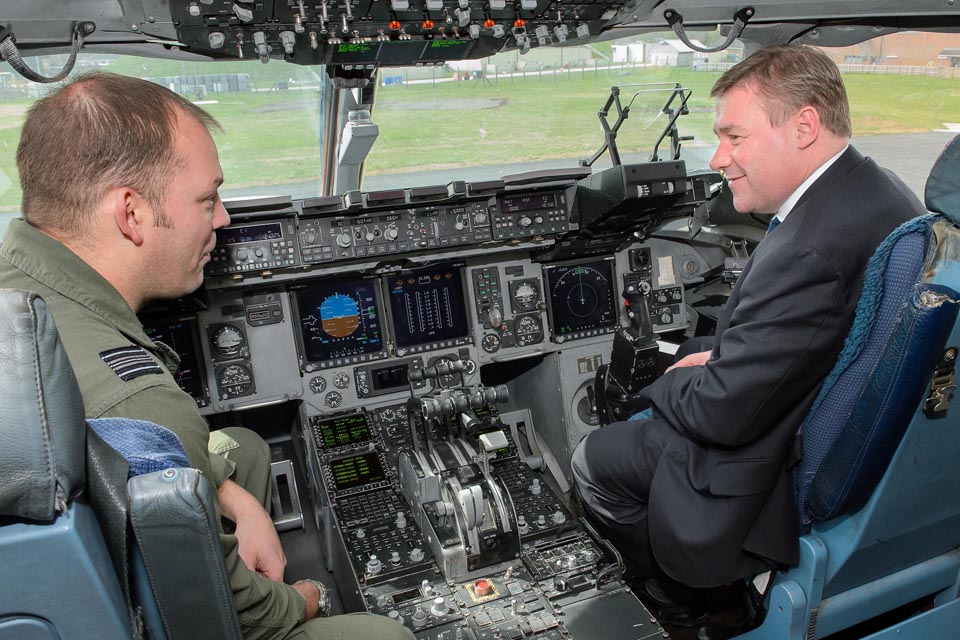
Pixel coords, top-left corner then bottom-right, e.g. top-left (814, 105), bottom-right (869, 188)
top-left (330, 41), bottom-right (381, 63)
top-left (420, 39), bottom-right (472, 60)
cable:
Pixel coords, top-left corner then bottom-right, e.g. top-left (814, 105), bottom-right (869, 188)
top-left (663, 6), bottom-right (755, 54)
top-left (0, 22), bottom-right (94, 83)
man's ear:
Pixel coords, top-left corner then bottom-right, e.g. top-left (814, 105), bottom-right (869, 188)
top-left (795, 106), bottom-right (821, 150)
top-left (112, 187), bottom-right (147, 246)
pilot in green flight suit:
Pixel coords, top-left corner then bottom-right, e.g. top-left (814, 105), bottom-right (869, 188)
top-left (0, 72), bottom-right (413, 640)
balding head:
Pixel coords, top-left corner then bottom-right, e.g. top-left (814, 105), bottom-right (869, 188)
top-left (16, 72), bottom-right (221, 238)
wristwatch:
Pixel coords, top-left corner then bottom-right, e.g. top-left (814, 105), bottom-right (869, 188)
top-left (302, 579), bottom-right (331, 618)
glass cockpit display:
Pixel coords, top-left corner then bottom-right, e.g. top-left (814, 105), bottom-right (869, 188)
top-left (544, 259), bottom-right (618, 340)
top-left (295, 278), bottom-right (385, 366)
top-left (142, 318), bottom-right (210, 407)
top-left (387, 264), bottom-right (470, 351)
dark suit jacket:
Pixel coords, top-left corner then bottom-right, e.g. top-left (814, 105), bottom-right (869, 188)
top-left (639, 146), bottom-right (927, 587)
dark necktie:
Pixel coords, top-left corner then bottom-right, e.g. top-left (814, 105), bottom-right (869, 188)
top-left (767, 217), bottom-right (781, 234)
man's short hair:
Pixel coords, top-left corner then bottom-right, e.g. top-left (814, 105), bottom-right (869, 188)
top-left (16, 72), bottom-right (221, 236)
top-left (710, 44), bottom-right (852, 138)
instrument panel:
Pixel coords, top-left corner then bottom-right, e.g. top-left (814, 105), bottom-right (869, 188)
top-left (134, 169), bottom-right (729, 639)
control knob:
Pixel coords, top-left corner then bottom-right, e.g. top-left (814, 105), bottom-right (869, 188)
top-left (529, 479), bottom-right (541, 495)
top-left (551, 510), bottom-right (566, 524)
top-left (518, 215), bottom-right (533, 228)
top-left (410, 548), bottom-right (425, 563)
top-left (430, 597), bottom-right (448, 617)
top-left (395, 511), bottom-right (407, 529)
top-left (336, 232), bottom-right (352, 248)
top-left (517, 515), bottom-right (530, 535)
top-left (390, 551), bottom-right (401, 566)
top-left (365, 554), bottom-right (382, 576)
top-left (384, 226), bottom-right (399, 241)
top-left (355, 527), bottom-right (366, 539)
top-left (237, 250), bottom-right (248, 262)
top-left (365, 231), bottom-right (375, 242)
top-left (411, 606), bottom-right (428, 628)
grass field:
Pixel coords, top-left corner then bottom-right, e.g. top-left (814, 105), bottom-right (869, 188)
top-left (0, 58), bottom-right (957, 212)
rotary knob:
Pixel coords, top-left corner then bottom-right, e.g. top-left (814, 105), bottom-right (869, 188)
top-left (365, 554), bottom-right (382, 575)
top-left (237, 250), bottom-right (248, 261)
top-left (430, 597), bottom-right (448, 617)
top-left (518, 215), bottom-right (533, 228)
top-left (365, 231), bottom-right (375, 242)
top-left (336, 232), bottom-right (352, 248)
top-left (411, 607), bottom-right (428, 628)
top-left (384, 227), bottom-right (399, 241)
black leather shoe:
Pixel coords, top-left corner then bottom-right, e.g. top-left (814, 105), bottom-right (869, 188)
top-left (632, 579), bottom-right (710, 628)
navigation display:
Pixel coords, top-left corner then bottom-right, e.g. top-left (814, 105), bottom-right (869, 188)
top-left (387, 264), bottom-right (470, 349)
top-left (544, 259), bottom-right (618, 339)
top-left (295, 278), bottom-right (385, 364)
top-left (311, 413), bottom-right (372, 450)
top-left (142, 318), bottom-right (209, 407)
top-left (329, 452), bottom-right (386, 491)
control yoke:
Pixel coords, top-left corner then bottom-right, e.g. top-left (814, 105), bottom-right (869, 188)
top-left (594, 280), bottom-right (665, 425)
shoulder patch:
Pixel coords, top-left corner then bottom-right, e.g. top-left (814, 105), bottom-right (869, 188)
top-left (99, 346), bottom-right (163, 381)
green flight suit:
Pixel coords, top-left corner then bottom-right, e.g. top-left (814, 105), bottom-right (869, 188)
top-left (0, 219), bottom-right (413, 640)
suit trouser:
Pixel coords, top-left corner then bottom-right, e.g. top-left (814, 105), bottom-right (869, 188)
top-left (571, 417), bottom-right (679, 579)
top-left (211, 427), bottom-right (415, 640)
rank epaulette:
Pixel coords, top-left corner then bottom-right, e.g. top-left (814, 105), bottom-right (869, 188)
top-left (99, 346), bottom-right (163, 381)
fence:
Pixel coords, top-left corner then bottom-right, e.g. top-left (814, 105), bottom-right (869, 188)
top-left (693, 61), bottom-right (958, 78)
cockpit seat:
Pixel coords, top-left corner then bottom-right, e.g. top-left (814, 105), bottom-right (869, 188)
top-left (740, 135), bottom-right (960, 639)
top-left (0, 289), bottom-right (241, 639)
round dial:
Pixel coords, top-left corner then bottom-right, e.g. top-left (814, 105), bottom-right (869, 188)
top-left (512, 281), bottom-right (540, 312)
top-left (218, 363), bottom-right (253, 398)
top-left (324, 391), bottom-right (342, 408)
top-left (309, 375), bottom-right (327, 394)
top-left (333, 371), bottom-right (350, 389)
top-left (211, 324), bottom-right (246, 358)
top-left (514, 314), bottom-right (544, 346)
top-left (481, 333), bottom-right (501, 353)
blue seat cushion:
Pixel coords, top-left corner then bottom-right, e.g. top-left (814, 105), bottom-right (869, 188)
top-left (87, 418), bottom-right (190, 478)
top-left (795, 215), bottom-right (944, 526)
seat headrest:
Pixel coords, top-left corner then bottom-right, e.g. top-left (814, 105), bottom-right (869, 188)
top-left (0, 289), bottom-right (86, 521)
top-left (925, 135), bottom-right (960, 221)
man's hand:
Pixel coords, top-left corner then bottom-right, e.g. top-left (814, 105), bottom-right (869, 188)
top-left (665, 350), bottom-right (711, 373)
top-left (218, 479), bottom-right (287, 581)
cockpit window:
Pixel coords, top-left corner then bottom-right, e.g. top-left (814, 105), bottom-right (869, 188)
top-left (0, 29), bottom-right (958, 238)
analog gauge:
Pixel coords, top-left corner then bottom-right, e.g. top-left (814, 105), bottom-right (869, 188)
top-left (429, 356), bottom-right (462, 389)
top-left (324, 391), bottom-right (342, 408)
top-left (217, 363), bottom-right (254, 398)
top-left (515, 314), bottom-right (544, 346)
top-left (333, 371), bottom-right (350, 389)
top-left (210, 323), bottom-right (246, 359)
top-left (481, 333), bottom-right (501, 353)
top-left (309, 375), bottom-right (327, 394)
top-left (511, 280), bottom-right (541, 313)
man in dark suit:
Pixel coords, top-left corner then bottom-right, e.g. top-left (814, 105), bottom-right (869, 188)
top-left (571, 45), bottom-right (927, 625)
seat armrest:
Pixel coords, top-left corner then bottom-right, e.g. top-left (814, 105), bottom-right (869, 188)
top-left (128, 468), bottom-right (242, 640)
